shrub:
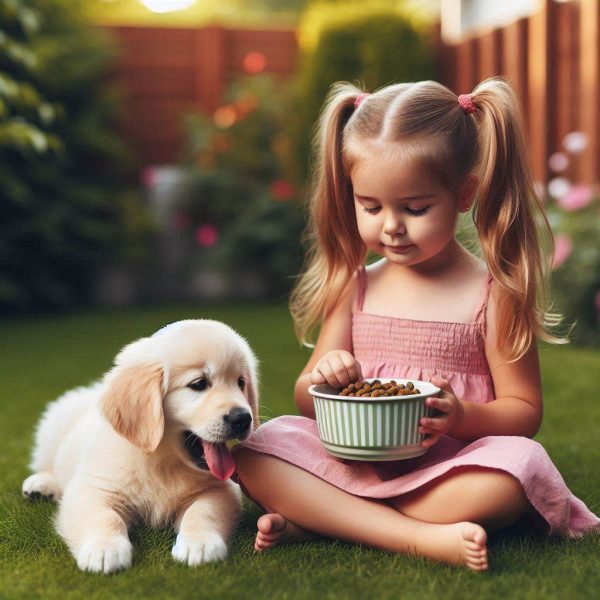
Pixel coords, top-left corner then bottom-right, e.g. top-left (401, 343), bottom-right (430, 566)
top-left (0, 0), bottom-right (150, 313)
top-left (174, 75), bottom-right (305, 298)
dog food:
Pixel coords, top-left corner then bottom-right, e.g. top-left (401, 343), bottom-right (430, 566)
top-left (338, 380), bottom-right (421, 397)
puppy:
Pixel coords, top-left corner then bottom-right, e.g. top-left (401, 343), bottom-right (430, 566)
top-left (22, 319), bottom-right (259, 574)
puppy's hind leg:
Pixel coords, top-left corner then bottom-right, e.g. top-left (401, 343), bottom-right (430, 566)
top-left (172, 483), bottom-right (241, 566)
top-left (24, 384), bottom-right (97, 501)
top-left (57, 484), bottom-right (133, 574)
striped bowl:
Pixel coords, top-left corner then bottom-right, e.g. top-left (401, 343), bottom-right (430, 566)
top-left (309, 378), bottom-right (440, 461)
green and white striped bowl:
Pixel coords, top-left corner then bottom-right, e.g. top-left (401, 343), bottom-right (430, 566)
top-left (309, 378), bottom-right (440, 461)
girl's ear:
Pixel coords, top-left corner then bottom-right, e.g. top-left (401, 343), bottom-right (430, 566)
top-left (100, 339), bottom-right (166, 454)
top-left (458, 174), bottom-right (478, 212)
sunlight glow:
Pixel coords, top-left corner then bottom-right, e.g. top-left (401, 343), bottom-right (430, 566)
top-left (141, 0), bottom-right (197, 13)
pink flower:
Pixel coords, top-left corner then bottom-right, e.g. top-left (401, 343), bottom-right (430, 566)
top-left (552, 234), bottom-right (572, 270)
top-left (195, 224), bottom-right (219, 247)
top-left (557, 185), bottom-right (594, 212)
top-left (270, 179), bottom-right (295, 201)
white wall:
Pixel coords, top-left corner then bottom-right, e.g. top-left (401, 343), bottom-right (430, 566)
top-left (441, 0), bottom-right (539, 42)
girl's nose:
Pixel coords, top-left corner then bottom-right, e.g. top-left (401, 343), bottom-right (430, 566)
top-left (383, 213), bottom-right (406, 237)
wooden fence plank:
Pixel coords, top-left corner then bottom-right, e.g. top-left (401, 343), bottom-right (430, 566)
top-left (527, 0), bottom-right (555, 184)
top-left (501, 19), bottom-right (528, 117)
top-left (579, 0), bottom-right (600, 182)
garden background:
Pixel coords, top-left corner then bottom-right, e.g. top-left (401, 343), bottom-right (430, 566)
top-left (1, 1), bottom-right (599, 598)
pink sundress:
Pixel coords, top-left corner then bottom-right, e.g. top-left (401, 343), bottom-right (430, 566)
top-left (236, 268), bottom-right (600, 537)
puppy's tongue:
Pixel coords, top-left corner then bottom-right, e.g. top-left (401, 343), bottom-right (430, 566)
top-left (202, 441), bottom-right (235, 480)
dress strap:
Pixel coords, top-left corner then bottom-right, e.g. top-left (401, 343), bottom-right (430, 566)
top-left (473, 272), bottom-right (494, 335)
top-left (355, 265), bottom-right (367, 312)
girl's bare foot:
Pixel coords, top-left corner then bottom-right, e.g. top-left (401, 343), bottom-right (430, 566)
top-left (254, 513), bottom-right (315, 551)
top-left (414, 521), bottom-right (488, 571)
top-left (254, 515), bottom-right (488, 570)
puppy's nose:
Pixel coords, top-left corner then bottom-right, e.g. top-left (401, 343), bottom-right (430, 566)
top-left (224, 408), bottom-right (252, 437)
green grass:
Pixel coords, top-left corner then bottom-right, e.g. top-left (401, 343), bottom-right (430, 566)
top-left (1, 303), bottom-right (599, 599)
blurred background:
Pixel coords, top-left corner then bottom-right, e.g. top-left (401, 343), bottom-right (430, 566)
top-left (1, 0), bottom-right (598, 344)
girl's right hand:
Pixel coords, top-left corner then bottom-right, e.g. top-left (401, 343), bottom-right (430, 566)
top-left (309, 350), bottom-right (363, 389)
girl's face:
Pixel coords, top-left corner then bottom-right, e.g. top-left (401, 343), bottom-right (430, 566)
top-left (351, 152), bottom-right (473, 270)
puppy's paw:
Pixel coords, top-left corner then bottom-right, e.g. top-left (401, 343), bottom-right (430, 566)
top-left (76, 536), bottom-right (133, 574)
top-left (172, 531), bottom-right (228, 566)
top-left (22, 472), bottom-right (61, 501)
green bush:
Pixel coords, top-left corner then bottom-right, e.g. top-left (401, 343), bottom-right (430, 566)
top-left (175, 75), bottom-right (305, 297)
top-left (289, 3), bottom-right (437, 181)
top-left (0, 0), bottom-right (151, 313)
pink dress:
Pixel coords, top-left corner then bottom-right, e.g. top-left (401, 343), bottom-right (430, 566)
top-left (236, 268), bottom-right (600, 537)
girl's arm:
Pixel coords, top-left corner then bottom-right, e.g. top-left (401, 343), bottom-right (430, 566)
top-left (450, 282), bottom-right (544, 441)
top-left (293, 275), bottom-right (357, 419)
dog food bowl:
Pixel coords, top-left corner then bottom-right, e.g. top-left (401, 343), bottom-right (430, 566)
top-left (309, 378), bottom-right (440, 461)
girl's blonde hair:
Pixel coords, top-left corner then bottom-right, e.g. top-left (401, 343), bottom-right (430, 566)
top-left (290, 77), bottom-right (565, 361)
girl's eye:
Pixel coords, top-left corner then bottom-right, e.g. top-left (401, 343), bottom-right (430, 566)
top-left (188, 378), bottom-right (210, 392)
top-left (406, 207), bottom-right (430, 216)
top-left (362, 206), bottom-right (381, 215)
top-left (238, 377), bottom-right (246, 390)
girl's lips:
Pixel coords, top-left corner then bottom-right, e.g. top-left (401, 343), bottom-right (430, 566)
top-left (386, 244), bottom-right (414, 253)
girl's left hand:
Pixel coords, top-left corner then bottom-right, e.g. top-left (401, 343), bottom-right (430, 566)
top-left (419, 376), bottom-right (465, 448)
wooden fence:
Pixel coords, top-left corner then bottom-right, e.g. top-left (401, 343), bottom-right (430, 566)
top-left (437, 0), bottom-right (599, 184)
top-left (104, 2), bottom-right (599, 184)
top-left (102, 25), bottom-right (298, 167)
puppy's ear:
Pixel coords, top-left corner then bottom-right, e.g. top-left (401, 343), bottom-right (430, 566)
top-left (101, 341), bottom-right (166, 453)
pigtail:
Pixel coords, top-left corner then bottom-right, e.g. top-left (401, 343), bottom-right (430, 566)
top-left (290, 83), bottom-right (367, 346)
top-left (469, 78), bottom-right (566, 360)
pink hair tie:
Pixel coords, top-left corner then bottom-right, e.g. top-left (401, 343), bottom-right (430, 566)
top-left (354, 93), bottom-right (370, 108)
top-left (458, 93), bottom-right (477, 114)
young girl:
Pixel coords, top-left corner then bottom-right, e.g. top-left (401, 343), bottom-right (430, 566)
top-left (233, 77), bottom-right (600, 571)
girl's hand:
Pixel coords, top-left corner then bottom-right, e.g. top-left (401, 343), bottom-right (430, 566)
top-left (419, 376), bottom-right (465, 448)
top-left (310, 350), bottom-right (363, 389)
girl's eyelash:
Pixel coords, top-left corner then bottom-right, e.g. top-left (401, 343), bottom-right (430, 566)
top-left (362, 206), bottom-right (430, 216)
top-left (406, 207), bottom-right (430, 216)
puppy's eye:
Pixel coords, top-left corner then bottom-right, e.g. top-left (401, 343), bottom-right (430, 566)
top-left (188, 378), bottom-right (210, 392)
top-left (238, 377), bottom-right (246, 390)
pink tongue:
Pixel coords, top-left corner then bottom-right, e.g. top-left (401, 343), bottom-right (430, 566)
top-left (202, 440), bottom-right (236, 480)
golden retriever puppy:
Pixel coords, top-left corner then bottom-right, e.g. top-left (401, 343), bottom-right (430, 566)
top-left (22, 319), bottom-right (259, 574)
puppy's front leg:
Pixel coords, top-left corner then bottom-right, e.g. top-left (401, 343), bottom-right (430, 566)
top-left (57, 484), bottom-right (133, 574)
top-left (172, 483), bottom-right (241, 566)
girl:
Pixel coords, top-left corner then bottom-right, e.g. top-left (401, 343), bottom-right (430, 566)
top-left (233, 78), bottom-right (600, 571)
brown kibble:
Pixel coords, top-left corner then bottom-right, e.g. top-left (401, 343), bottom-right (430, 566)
top-left (383, 382), bottom-right (393, 389)
top-left (348, 392), bottom-right (355, 397)
top-left (372, 382), bottom-right (383, 390)
top-left (363, 384), bottom-right (372, 392)
top-left (355, 381), bottom-right (364, 390)
top-left (340, 388), bottom-right (349, 396)
top-left (398, 384), bottom-right (406, 390)
top-left (407, 381), bottom-right (415, 390)
top-left (414, 389), bottom-right (421, 394)
top-left (348, 383), bottom-right (356, 392)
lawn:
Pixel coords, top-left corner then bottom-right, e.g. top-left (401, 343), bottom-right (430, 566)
top-left (1, 303), bottom-right (599, 599)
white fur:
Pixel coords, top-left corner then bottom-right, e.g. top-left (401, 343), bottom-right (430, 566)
top-left (23, 319), bottom-right (259, 574)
